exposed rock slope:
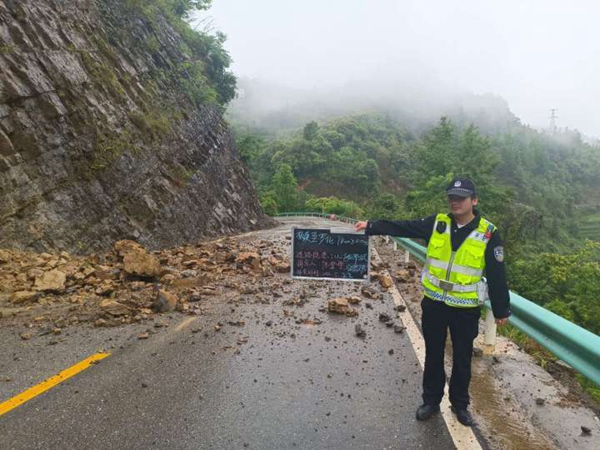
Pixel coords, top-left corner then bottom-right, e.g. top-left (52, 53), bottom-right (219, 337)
top-left (0, 0), bottom-right (271, 253)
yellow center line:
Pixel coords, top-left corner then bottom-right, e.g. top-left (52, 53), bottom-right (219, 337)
top-left (0, 352), bottom-right (110, 417)
top-left (175, 317), bottom-right (197, 332)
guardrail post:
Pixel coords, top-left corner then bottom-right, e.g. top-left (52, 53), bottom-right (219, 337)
top-left (404, 250), bottom-right (410, 264)
top-left (483, 308), bottom-right (497, 354)
top-left (393, 240), bottom-right (398, 251)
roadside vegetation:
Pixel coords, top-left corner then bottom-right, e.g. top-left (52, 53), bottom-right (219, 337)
top-left (123, 0), bottom-right (236, 106)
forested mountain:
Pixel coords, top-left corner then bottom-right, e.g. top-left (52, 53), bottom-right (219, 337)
top-left (232, 107), bottom-right (600, 336)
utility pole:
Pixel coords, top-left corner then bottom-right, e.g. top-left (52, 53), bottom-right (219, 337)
top-left (549, 109), bottom-right (558, 134)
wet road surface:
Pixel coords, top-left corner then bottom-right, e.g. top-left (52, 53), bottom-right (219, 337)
top-left (1, 219), bottom-right (458, 449)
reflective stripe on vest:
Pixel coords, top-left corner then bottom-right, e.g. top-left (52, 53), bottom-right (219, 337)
top-left (423, 271), bottom-right (478, 292)
top-left (425, 257), bottom-right (484, 277)
top-left (421, 213), bottom-right (495, 308)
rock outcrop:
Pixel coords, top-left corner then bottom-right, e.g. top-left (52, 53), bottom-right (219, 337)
top-left (0, 0), bottom-right (271, 253)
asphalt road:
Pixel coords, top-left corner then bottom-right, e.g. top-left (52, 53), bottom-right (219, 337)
top-left (0, 219), bottom-right (456, 449)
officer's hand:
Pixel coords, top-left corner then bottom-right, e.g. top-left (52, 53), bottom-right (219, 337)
top-left (495, 318), bottom-right (508, 326)
top-left (355, 221), bottom-right (368, 232)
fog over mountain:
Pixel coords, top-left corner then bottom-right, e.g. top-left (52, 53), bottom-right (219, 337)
top-left (196, 0), bottom-right (599, 138)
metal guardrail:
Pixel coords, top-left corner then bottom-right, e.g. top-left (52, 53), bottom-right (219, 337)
top-left (274, 212), bottom-right (600, 386)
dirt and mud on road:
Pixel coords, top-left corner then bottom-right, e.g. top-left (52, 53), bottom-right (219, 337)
top-left (0, 217), bottom-right (598, 449)
top-left (1, 217), bottom-right (446, 449)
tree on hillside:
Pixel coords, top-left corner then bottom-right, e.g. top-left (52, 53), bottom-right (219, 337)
top-left (407, 118), bottom-right (510, 219)
top-left (171, 0), bottom-right (212, 18)
top-left (327, 147), bottom-right (380, 196)
top-left (303, 121), bottom-right (320, 141)
top-left (413, 116), bottom-right (457, 182)
top-left (270, 164), bottom-right (299, 212)
top-left (366, 193), bottom-right (405, 219)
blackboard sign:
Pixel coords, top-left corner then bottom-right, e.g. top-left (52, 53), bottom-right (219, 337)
top-left (291, 227), bottom-right (370, 281)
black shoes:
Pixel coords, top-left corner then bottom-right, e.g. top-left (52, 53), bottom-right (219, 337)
top-left (451, 405), bottom-right (474, 426)
top-left (416, 404), bottom-right (440, 421)
top-left (416, 404), bottom-right (474, 426)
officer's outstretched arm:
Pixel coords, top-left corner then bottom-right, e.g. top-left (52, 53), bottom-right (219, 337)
top-left (355, 221), bottom-right (368, 232)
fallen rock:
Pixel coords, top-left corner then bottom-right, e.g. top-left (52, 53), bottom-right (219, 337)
top-left (345, 308), bottom-right (359, 317)
top-left (275, 262), bottom-right (290, 273)
top-left (327, 298), bottom-right (358, 316)
top-left (100, 299), bottom-right (131, 317)
top-left (379, 313), bottom-right (392, 323)
top-left (114, 240), bottom-right (160, 278)
top-left (395, 269), bottom-right (411, 282)
top-left (361, 285), bottom-right (381, 300)
top-left (393, 325), bottom-right (405, 334)
top-left (199, 287), bottom-right (218, 296)
top-left (180, 269), bottom-right (198, 278)
top-left (10, 291), bottom-right (39, 304)
top-left (379, 274), bottom-right (393, 288)
top-left (236, 252), bottom-right (261, 271)
top-left (0, 249), bottom-right (10, 264)
top-left (355, 324), bottom-right (366, 339)
top-left (161, 273), bottom-right (176, 284)
top-left (95, 282), bottom-right (116, 296)
top-left (94, 266), bottom-right (119, 280)
top-left (34, 269), bottom-right (67, 292)
top-left (152, 289), bottom-right (178, 313)
top-left (328, 297), bottom-right (350, 314)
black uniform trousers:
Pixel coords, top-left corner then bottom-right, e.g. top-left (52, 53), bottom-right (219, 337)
top-left (421, 297), bottom-right (481, 410)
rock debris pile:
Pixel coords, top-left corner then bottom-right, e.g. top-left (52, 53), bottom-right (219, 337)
top-left (0, 233), bottom-right (417, 349)
top-left (0, 236), bottom-right (291, 334)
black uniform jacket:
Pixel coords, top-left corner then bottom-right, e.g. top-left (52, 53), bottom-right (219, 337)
top-left (366, 212), bottom-right (511, 319)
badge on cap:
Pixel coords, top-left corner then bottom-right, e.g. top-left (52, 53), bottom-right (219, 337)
top-left (493, 246), bottom-right (504, 262)
top-left (454, 181), bottom-right (462, 187)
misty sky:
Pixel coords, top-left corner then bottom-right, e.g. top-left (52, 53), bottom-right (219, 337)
top-left (197, 0), bottom-right (599, 137)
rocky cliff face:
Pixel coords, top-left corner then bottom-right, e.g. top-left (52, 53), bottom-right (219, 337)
top-left (0, 0), bottom-right (271, 253)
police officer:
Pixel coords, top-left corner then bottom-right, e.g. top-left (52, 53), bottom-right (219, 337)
top-left (355, 177), bottom-right (510, 426)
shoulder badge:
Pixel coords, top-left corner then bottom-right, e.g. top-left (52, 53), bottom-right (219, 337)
top-left (493, 246), bottom-right (504, 263)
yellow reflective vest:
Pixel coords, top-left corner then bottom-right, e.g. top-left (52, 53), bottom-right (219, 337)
top-left (422, 213), bottom-right (496, 308)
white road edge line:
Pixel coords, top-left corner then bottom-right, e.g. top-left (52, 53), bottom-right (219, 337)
top-left (373, 248), bottom-right (483, 450)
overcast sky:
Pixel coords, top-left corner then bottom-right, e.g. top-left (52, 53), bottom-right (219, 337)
top-left (196, 0), bottom-right (599, 137)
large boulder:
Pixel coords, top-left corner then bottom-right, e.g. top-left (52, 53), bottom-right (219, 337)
top-left (114, 240), bottom-right (160, 278)
top-left (34, 269), bottom-right (66, 292)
